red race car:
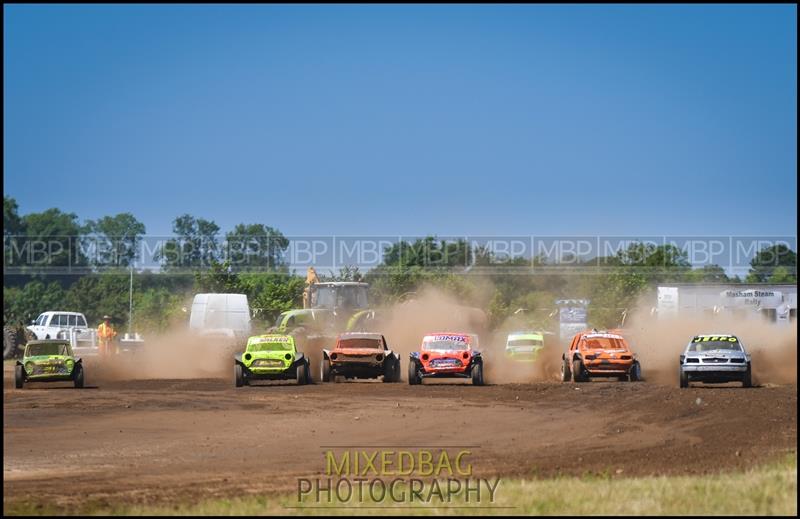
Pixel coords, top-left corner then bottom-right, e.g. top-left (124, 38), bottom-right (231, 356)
top-left (408, 332), bottom-right (484, 385)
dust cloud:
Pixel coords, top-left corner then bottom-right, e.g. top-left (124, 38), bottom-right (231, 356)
top-left (621, 298), bottom-right (797, 386)
top-left (85, 285), bottom-right (796, 388)
top-left (374, 286), bottom-right (561, 384)
top-left (88, 329), bottom-right (239, 383)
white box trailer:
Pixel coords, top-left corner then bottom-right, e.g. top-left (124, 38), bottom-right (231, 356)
top-left (189, 293), bottom-right (252, 340)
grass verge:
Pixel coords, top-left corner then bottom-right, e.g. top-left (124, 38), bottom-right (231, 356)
top-left (5, 453), bottom-right (796, 516)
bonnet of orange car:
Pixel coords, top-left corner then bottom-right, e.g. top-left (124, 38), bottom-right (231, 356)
top-left (582, 336), bottom-right (630, 352)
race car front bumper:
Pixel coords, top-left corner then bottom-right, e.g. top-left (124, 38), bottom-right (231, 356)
top-left (681, 363), bottom-right (747, 382)
top-left (505, 349), bottom-right (540, 362)
top-left (24, 374), bottom-right (75, 382)
top-left (242, 363), bottom-right (297, 380)
top-left (418, 363), bottom-right (472, 378)
top-left (330, 362), bottom-right (385, 379)
top-left (682, 364), bottom-right (747, 373)
top-left (584, 360), bottom-right (633, 376)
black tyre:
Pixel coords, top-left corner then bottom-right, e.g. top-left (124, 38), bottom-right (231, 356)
top-left (408, 360), bottom-right (421, 385)
top-left (572, 359), bottom-right (586, 383)
top-left (560, 358), bottom-right (571, 382)
top-left (296, 362), bottom-right (307, 385)
top-left (471, 362), bottom-right (484, 386)
top-left (305, 360), bottom-right (313, 384)
top-left (321, 359), bottom-right (332, 382)
top-left (4, 327), bottom-right (20, 360)
top-left (679, 369), bottom-right (689, 388)
top-left (383, 357), bottom-right (400, 383)
top-left (73, 364), bottom-right (84, 389)
top-left (742, 365), bottom-right (752, 388)
top-left (14, 364), bottom-right (24, 389)
top-left (629, 361), bottom-right (642, 382)
top-left (235, 364), bottom-right (244, 387)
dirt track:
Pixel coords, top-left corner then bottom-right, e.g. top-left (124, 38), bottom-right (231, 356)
top-left (3, 367), bottom-right (797, 512)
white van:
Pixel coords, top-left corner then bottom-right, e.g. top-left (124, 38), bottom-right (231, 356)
top-left (189, 294), bottom-right (252, 340)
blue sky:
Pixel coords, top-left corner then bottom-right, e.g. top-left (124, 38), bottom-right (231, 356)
top-left (4, 4), bottom-right (797, 238)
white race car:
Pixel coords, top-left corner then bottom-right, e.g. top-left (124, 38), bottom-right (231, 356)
top-left (679, 334), bottom-right (752, 388)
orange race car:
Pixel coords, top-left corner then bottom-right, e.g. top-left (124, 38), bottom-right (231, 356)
top-left (560, 329), bottom-right (642, 382)
top-left (320, 332), bottom-right (401, 383)
top-left (408, 333), bottom-right (484, 385)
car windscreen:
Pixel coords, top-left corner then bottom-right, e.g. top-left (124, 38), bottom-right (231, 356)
top-left (423, 338), bottom-right (469, 351)
top-left (688, 340), bottom-right (742, 353)
top-left (27, 343), bottom-right (69, 356)
top-left (248, 341), bottom-right (292, 352)
top-left (582, 337), bottom-right (626, 350)
top-left (508, 339), bottom-right (543, 347)
top-left (338, 338), bottom-right (382, 349)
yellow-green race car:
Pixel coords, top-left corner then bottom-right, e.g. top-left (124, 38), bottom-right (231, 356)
top-left (15, 339), bottom-right (85, 389)
top-left (234, 334), bottom-right (312, 387)
top-left (504, 331), bottom-right (545, 362)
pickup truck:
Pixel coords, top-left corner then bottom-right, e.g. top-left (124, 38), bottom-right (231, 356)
top-left (27, 311), bottom-right (98, 356)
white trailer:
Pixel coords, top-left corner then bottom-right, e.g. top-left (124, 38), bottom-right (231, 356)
top-left (189, 293), bottom-right (252, 341)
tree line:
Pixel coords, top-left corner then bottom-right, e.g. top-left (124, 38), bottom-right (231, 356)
top-left (3, 196), bottom-right (797, 332)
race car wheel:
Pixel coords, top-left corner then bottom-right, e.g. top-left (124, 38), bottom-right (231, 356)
top-left (73, 364), bottom-right (84, 389)
top-left (383, 357), bottom-right (400, 383)
top-left (296, 362), bottom-right (308, 385)
top-left (393, 357), bottom-right (402, 382)
top-left (572, 359), bottom-right (587, 383)
top-left (471, 362), bottom-right (485, 386)
top-left (629, 361), bottom-right (642, 382)
top-left (742, 365), bottom-right (752, 388)
top-left (679, 369), bottom-right (689, 388)
top-left (408, 360), bottom-right (421, 385)
top-left (321, 359), bottom-right (332, 383)
top-left (4, 327), bottom-right (20, 360)
top-left (560, 358), bottom-right (571, 382)
top-left (234, 364), bottom-right (244, 388)
top-left (14, 364), bottom-right (24, 389)
top-left (305, 359), bottom-right (313, 384)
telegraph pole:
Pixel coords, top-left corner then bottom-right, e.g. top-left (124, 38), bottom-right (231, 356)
top-left (128, 263), bottom-right (134, 335)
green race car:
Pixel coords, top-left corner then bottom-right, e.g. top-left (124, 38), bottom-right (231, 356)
top-left (504, 331), bottom-right (545, 362)
top-left (15, 339), bottom-right (85, 389)
top-left (234, 334), bottom-right (312, 387)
